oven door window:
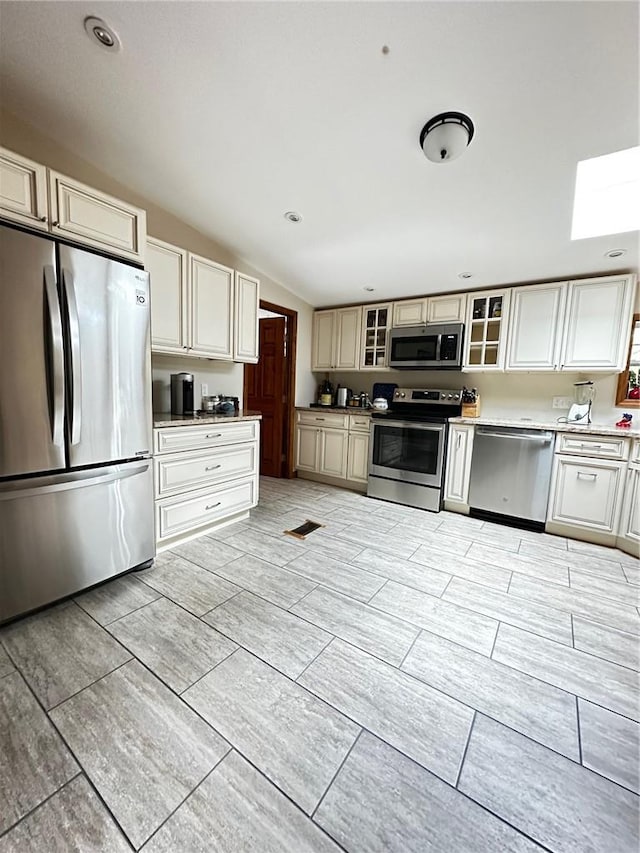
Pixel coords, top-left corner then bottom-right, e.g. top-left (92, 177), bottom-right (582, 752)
top-left (371, 423), bottom-right (443, 482)
top-left (390, 334), bottom-right (438, 364)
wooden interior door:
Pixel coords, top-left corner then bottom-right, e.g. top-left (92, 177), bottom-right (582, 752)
top-left (246, 317), bottom-right (286, 477)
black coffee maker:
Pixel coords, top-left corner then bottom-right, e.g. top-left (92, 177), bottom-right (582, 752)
top-left (170, 372), bottom-right (194, 415)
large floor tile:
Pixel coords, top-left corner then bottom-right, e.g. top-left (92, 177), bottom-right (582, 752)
top-left (139, 553), bottom-right (239, 616)
top-left (0, 775), bottom-right (130, 853)
top-left (0, 672), bottom-right (78, 835)
top-left (410, 547), bottom-right (512, 591)
top-left (203, 591), bottom-right (331, 678)
top-left (298, 639), bottom-right (473, 785)
top-left (519, 539), bottom-right (627, 580)
top-left (286, 550), bottom-right (385, 602)
top-left (220, 527), bottom-right (307, 566)
top-left (351, 549), bottom-right (451, 597)
top-left (569, 568), bottom-right (640, 606)
top-left (467, 542), bottom-right (570, 585)
top-left (572, 616), bottom-right (639, 670)
top-left (333, 525), bottom-right (422, 559)
top-left (0, 602), bottom-right (131, 709)
top-left (108, 597), bottom-right (236, 693)
top-left (443, 577), bottom-right (573, 645)
top-left (74, 573), bottom-right (161, 625)
top-left (141, 750), bottom-right (340, 852)
top-left (210, 553), bottom-right (316, 608)
top-left (579, 699), bottom-right (640, 793)
top-left (402, 631), bottom-right (579, 759)
top-left (369, 581), bottom-right (498, 656)
top-left (0, 645), bottom-right (14, 678)
top-left (325, 504), bottom-right (397, 532)
top-left (300, 528), bottom-right (365, 561)
top-left (290, 586), bottom-right (419, 665)
top-left (567, 537), bottom-right (639, 567)
top-left (315, 731), bottom-right (543, 853)
top-left (183, 650), bottom-right (359, 814)
top-left (388, 524), bottom-right (476, 553)
top-left (458, 714), bottom-right (640, 853)
top-left (50, 660), bottom-right (229, 849)
top-left (171, 536), bottom-right (245, 572)
top-left (508, 572), bottom-right (640, 635)
top-left (493, 623), bottom-right (639, 722)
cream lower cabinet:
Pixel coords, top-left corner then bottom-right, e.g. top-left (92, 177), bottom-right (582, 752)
top-left (154, 419), bottom-right (259, 549)
top-left (295, 410), bottom-right (369, 487)
top-left (617, 440), bottom-right (640, 555)
top-left (444, 424), bottom-right (475, 507)
top-left (547, 432), bottom-right (629, 539)
top-left (147, 236), bottom-right (258, 362)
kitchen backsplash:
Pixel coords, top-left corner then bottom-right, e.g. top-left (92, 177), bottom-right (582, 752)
top-left (152, 354), bottom-right (244, 412)
top-left (323, 369), bottom-right (624, 426)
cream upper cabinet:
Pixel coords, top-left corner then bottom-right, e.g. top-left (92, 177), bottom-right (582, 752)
top-left (506, 282), bottom-right (566, 371)
top-left (234, 272), bottom-right (260, 363)
top-left (428, 293), bottom-right (467, 324)
top-left (560, 275), bottom-right (635, 372)
top-left (312, 307), bottom-right (361, 370)
top-left (464, 289), bottom-right (512, 370)
top-left (0, 147), bottom-right (48, 230)
top-left (360, 303), bottom-right (391, 369)
top-left (147, 237), bottom-right (188, 354)
top-left (444, 424), bottom-right (475, 504)
top-left (189, 254), bottom-right (234, 359)
top-left (312, 311), bottom-right (336, 370)
top-left (49, 171), bottom-right (146, 263)
top-left (318, 428), bottom-right (349, 479)
top-left (392, 298), bottom-right (428, 327)
top-left (334, 307), bottom-right (362, 370)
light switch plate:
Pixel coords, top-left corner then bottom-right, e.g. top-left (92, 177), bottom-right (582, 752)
top-left (201, 383), bottom-right (208, 399)
top-left (552, 396), bottom-right (573, 409)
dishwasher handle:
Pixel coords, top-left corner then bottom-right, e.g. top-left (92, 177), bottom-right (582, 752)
top-left (476, 427), bottom-right (553, 443)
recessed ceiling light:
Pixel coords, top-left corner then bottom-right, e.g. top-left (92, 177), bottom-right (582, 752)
top-left (458, 272), bottom-right (473, 279)
top-left (84, 16), bottom-right (121, 52)
top-left (363, 286), bottom-right (375, 292)
top-left (284, 211), bottom-right (302, 223)
top-left (604, 248), bottom-right (627, 259)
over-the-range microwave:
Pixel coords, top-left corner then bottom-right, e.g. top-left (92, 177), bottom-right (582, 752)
top-left (389, 323), bottom-right (464, 369)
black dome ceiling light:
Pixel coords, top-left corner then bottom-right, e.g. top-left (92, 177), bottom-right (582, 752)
top-left (420, 112), bottom-right (475, 163)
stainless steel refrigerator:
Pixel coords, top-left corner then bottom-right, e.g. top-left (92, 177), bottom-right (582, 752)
top-left (0, 223), bottom-right (155, 623)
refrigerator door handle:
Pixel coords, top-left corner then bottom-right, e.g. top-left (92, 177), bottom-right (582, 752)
top-left (0, 460), bottom-right (151, 500)
top-left (62, 267), bottom-right (82, 445)
top-left (43, 265), bottom-right (65, 447)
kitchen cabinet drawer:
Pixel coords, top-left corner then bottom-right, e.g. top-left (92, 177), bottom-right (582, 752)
top-left (156, 476), bottom-right (256, 542)
top-left (154, 420), bottom-right (259, 454)
top-left (49, 171), bottom-right (146, 262)
top-left (155, 443), bottom-right (257, 498)
top-left (556, 433), bottom-right (629, 461)
top-left (349, 414), bottom-right (371, 433)
top-left (548, 456), bottom-right (626, 533)
top-left (296, 411), bottom-right (349, 430)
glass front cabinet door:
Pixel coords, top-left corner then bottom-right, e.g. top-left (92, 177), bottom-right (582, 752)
top-left (464, 289), bottom-right (512, 370)
top-left (361, 303), bottom-right (392, 369)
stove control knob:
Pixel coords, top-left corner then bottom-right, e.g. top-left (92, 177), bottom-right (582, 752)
top-left (447, 394), bottom-right (453, 399)
top-left (453, 394), bottom-right (460, 400)
top-left (440, 393), bottom-right (446, 400)
top-left (400, 392), bottom-right (406, 398)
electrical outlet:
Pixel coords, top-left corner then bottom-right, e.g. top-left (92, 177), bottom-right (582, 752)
top-left (201, 383), bottom-right (208, 399)
top-left (552, 396), bottom-right (573, 409)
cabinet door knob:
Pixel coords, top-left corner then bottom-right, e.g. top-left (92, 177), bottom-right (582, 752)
top-left (52, 221), bottom-right (59, 227)
top-left (39, 215), bottom-right (47, 222)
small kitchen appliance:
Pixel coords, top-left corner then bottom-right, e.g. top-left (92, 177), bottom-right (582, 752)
top-left (389, 323), bottom-right (464, 369)
top-left (335, 386), bottom-right (350, 408)
top-left (171, 372), bottom-right (194, 415)
top-left (567, 381), bottom-right (594, 424)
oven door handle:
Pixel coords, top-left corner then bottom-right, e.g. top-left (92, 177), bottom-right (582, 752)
top-left (372, 419), bottom-right (446, 432)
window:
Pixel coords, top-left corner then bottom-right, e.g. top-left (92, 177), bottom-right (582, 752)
top-left (616, 314), bottom-right (640, 407)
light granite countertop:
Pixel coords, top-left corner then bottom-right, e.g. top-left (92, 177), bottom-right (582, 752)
top-left (449, 416), bottom-right (640, 439)
top-left (154, 411), bottom-right (262, 428)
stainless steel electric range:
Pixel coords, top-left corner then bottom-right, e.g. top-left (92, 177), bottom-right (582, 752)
top-left (367, 387), bottom-right (462, 512)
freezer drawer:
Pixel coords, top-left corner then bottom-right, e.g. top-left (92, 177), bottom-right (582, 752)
top-left (0, 460), bottom-right (154, 623)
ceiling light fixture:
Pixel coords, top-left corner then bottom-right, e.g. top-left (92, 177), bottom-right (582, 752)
top-left (284, 211), bottom-right (302, 223)
top-left (458, 271), bottom-right (473, 279)
top-left (420, 112), bottom-right (474, 163)
top-left (605, 248), bottom-right (627, 259)
top-left (84, 16), bottom-right (121, 52)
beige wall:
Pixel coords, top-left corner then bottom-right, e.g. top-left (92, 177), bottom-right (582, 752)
top-left (0, 109), bottom-right (316, 409)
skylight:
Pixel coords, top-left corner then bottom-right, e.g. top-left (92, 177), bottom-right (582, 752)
top-left (571, 146), bottom-right (640, 240)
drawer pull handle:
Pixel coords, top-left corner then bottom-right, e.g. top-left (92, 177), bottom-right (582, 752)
top-left (456, 433), bottom-right (461, 450)
top-left (205, 502), bottom-right (222, 510)
top-left (580, 443), bottom-right (602, 449)
top-left (205, 465), bottom-right (221, 471)
top-left (206, 433), bottom-right (223, 439)
top-left (577, 472), bottom-right (598, 481)
top-left (316, 418), bottom-right (325, 421)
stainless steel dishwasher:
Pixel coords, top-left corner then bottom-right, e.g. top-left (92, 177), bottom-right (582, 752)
top-left (468, 425), bottom-right (555, 524)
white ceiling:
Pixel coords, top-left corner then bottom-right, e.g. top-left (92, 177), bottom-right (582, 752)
top-left (1, 1), bottom-right (638, 306)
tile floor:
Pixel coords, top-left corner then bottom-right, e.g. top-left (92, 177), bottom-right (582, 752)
top-left (1, 476), bottom-right (639, 852)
